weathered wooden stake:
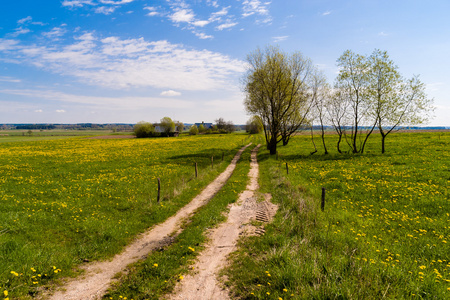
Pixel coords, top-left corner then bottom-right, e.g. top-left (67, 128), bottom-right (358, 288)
top-left (157, 177), bottom-right (161, 203)
top-left (195, 162), bottom-right (198, 178)
top-left (211, 156), bottom-right (214, 167)
top-left (321, 187), bottom-right (326, 211)
top-left (286, 162), bottom-right (289, 175)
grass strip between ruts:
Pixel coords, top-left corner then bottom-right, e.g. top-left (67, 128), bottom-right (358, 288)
top-left (103, 145), bottom-right (253, 299)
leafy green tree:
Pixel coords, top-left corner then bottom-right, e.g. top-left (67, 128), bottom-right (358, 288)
top-left (244, 46), bottom-right (314, 154)
top-left (175, 121), bottom-right (184, 133)
top-left (160, 117), bottom-right (175, 135)
top-left (335, 50), bottom-right (375, 154)
top-left (189, 124), bottom-right (199, 135)
top-left (134, 121), bottom-right (154, 138)
top-left (198, 124), bottom-right (206, 133)
top-left (367, 49), bottom-right (434, 153)
top-left (246, 116), bottom-right (264, 134)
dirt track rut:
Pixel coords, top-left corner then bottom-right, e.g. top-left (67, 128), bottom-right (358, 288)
top-left (168, 144), bottom-right (278, 300)
top-left (46, 144), bottom-right (251, 300)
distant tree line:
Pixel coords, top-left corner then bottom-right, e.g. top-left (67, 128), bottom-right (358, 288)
top-left (244, 46), bottom-right (433, 154)
top-left (134, 117), bottom-right (237, 138)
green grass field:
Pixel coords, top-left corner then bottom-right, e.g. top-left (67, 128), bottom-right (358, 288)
top-left (225, 131), bottom-right (450, 299)
top-left (1, 131), bottom-right (448, 299)
top-left (0, 133), bottom-right (249, 298)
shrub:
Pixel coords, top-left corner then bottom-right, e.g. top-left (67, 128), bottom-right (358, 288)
top-left (134, 121), bottom-right (154, 138)
top-left (189, 125), bottom-right (199, 135)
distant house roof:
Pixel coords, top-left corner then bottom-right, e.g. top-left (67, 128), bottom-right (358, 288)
top-left (194, 123), bottom-right (213, 128)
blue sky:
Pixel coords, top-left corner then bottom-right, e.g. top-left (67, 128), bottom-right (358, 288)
top-left (0, 0), bottom-right (449, 125)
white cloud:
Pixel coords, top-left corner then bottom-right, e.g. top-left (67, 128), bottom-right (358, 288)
top-left (0, 89), bottom-right (193, 109)
top-left (10, 27), bottom-right (31, 37)
top-left (160, 90), bottom-right (181, 97)
top-left (56, 109), bottom-right (66, 113)
top-left (0, 39), bottom-right (20, 51)
top-left (210, 6), bottom-right (229, 21)
top-left (0, 76), bottom-right (21, 83)
top-left (100, 0), bottom-right (134, 4)
top-left (272, 35), bottom-right (288, 42)
top-left (17, 16), bottom-right (32, 24)
top-left (378, 31), bottom-right (389, 36)
top-left (194, 32), bottom-right (213, 39)
top-left (216, 22), bottom-right (238, 30)
top-left (322, 11), bottom-right (331, 16)
top-left (61, 0), bottom-right (94, 7)
top-left (242, 0), bottom-right (271, 23)
top-left (0, 35), bottom-right (244, 91)
top-left (144, 6), bottom-right (160, 17)
top-left (35, 109), bottom-right (43, 113)
top-left (42, 27), bottom-right (67, 39)
top-left (95, 6), bottom-right (116, 14)
top-left (192, 20), bottom-right (210, 27)
top-left (170, 8), bottom-right (195, 23)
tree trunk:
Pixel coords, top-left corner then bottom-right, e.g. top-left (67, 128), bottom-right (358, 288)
top-left (381, 133), bottom-right (386, 154)
top-left (320, 127), bottom-right (328, 154)
top-left (337, 134), bottom-right (342, 153)
top-left (268, 135), bottom-right (278, 155)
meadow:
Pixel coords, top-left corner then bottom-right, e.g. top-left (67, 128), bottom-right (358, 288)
top-left (226, 132), bottom-right (449, 299)
top-left (0, 133), bottom-right (248, 299)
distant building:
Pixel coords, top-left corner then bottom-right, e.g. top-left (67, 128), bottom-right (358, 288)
top-left (194, 122), bottom-right (213, 129)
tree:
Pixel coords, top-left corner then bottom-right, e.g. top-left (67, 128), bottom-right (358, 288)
top-left (244, 46), bottom-right (315, 154)
top-left (246, 116), bottom-right (264, 134)
top-left (160, 117), bottom-right (175, 135)
top-left (215, 118), bottom-right (226, 130)
top-left (326, 89), bottom-right (349, 153)
top-left (175, 121), bottom-right (184, 133)
top-left (189, 124), bottom-right (199, 135)
top-left (335, 50), bottom-right (376, 154)
top-left (367, 49), bottom-right (433, 153)
top-left (134, 121), bottom-right (154, 138)
top-left (198, 124), bottom-right (206, 133)
top-left (310, 69), bottom-right (330, 154)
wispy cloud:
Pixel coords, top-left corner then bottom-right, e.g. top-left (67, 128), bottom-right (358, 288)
top-left (95, 6), bottom-right (116, 15)
top-left (42, 26), bottom-right (68, 39)
top-left (9, 27), bottom-right (31, 37)
top-left (56, 109), bottom-right (66, 113)
top-left (144, 6), bottom-right (160, 17)
top-left (378, 31), bottom-right (389, 36)
top-left (35, 109), bottom-right (43, 113)
top-left (0, 76), bottom-right (21, 83)
top-left (322, 10), bottom-right (331, 16)
top-left (61, 0), bottom-right (94, 8)
top-left (216, 21), bottom-right (238, 31)
top-left (272, 35), bottom-right (288, 42)
top-left (0, 34), bottom-right (244, 91)
top-left (242, 0), bottom-right (272, 23)
top-left (0, 89), bottom-right (194, 109)
top-left (17, 16), bottom-right (32, 24)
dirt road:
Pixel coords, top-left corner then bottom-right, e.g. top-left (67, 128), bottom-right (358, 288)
top-left (168, 144), bottom-right (278, 300)
top-left (46, 144), bottom-right (251, 300)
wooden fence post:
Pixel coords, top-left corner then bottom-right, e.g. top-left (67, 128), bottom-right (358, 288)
top-left (157, 178), bottom-right (161, 203)
top-left (211, 156), bottom-right (214, 168)
top-left (195, 162), bottom-right (198, 178)
top-left (321, 187), bottom-right (325, 211)
top-left (286, 162), bottom-right (289, 175)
